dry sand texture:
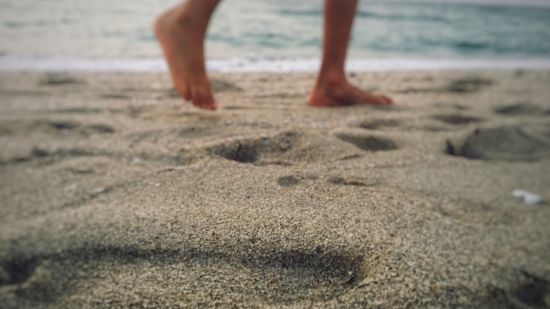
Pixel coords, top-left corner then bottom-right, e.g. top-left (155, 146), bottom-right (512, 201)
top-left (0, 71), bottom-right (550, 308)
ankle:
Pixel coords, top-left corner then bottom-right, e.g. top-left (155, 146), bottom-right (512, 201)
top-left (315, 70), bottom-right (347, 89)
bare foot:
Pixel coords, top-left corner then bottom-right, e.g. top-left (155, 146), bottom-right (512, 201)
top-left (308, 77), bottom-right (392, 107)
top-left (154, 8), bottom-right (217, 110)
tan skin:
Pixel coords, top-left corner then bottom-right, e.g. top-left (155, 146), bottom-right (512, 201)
top-left (155, 0), bottom-right (392, 110)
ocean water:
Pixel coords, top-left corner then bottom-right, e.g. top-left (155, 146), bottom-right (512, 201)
top-left (1, 0), bottom-right (550, 71)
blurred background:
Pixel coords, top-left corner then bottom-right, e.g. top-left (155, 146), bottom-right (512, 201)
top-left (1, 0), bottom-right (549, 70)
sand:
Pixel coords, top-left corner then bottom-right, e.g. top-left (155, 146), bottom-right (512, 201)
top-left (0, 70), bottom-right (549, 308)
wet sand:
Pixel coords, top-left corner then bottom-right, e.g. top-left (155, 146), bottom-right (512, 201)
top-left (0, 70), bottom-right (549, 308)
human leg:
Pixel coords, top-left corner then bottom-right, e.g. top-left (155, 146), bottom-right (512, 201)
top-left (309, 0), bottom-right (392, 107)
top-left (155, 0), bottom-right (220, 110)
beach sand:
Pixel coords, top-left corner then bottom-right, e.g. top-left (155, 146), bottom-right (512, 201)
top-left (0, 70), bottom-right (549, 308)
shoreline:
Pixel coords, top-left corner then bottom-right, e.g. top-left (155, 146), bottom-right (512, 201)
top-left (2, 55), bottom-right (550, 73)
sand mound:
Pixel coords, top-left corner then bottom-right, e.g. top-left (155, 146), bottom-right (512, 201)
top-left (446, 126), bottom-right (550, 161)
top-left (493, 102), bottom-right (546, 116)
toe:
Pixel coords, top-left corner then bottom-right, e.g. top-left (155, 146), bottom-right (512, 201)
top-left (199, 98), bottom-right (218, 110)
top-left (382, 96), bottom-right (393, 104)
top-left (192, 89), bottom-right (217, 111)
top-left (182, 86), bottom-right (191, 101)
top-left (380, 95), bottom-right (393, 104)
top-left (173, 79), bottom-right (191, 101)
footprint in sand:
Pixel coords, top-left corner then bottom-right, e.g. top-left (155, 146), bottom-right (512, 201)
top-left (359, 119), bottom-right (401, 130)
top-left (327, 176), bottom-right (368, 187)
top-left (446, 125), bottom-right (550, 161)
top-left (52, 107), bottom-right (106, 114)
top-left (444, 77), bottom-right (493, 93)
top-left (2, 145), bottom-right (189, 167)
top-left (40, 120), bottom-right (115, 135)
top-left (336, 133), bottom-right (398, 152)
top-left (0, 119), bottom-right (116, 137)
top-left (507, 272), bottom-right (550, 308)
top-left (100, 93), bottom-right (131, 100)
top-left (1, 257), bottom-right (66, 303)
top-left (0, 258), bottom-right (39, 286)
top-left (431, 114), bottom-right (483, 126)
top-left (0, 246), bottom-right (363, 305)
top-left (493, 103), bottom-right (546, 116)
top-left (2, 147), bottom-right (98, 166)
top-left (43, 120), bottom-right (115, 135)
top-left (39, 73), bottom-right (84, 86)
top-left (208, 131), bottom-right (297, 165)
top-left (488, 271), bottom-right (550, 308)
top-left (395, 77), bottom-right (493, 94)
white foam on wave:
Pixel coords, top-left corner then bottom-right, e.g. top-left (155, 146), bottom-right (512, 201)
top-left (1, 54), bottom-right (550, 72)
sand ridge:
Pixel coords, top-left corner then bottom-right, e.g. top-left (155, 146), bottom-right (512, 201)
top-left (0, 71), bottom-right (549, 308)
